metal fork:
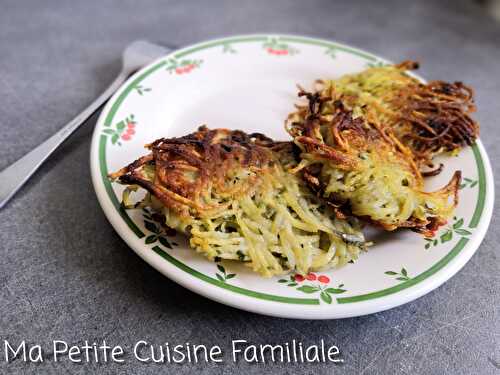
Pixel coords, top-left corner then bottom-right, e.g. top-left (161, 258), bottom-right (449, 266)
top-left (0, 41), bottom-right (172, 209)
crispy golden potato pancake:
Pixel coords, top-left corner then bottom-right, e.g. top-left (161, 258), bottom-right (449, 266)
top-left (110, 126), bottom-right (367, 277)
top-left (287, 91), bottom-right (460, 235)
top-left (318, 61), bottom-right (479, 170)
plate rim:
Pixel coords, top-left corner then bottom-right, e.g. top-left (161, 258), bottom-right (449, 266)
top-left (90, 34), bottom-right (494, 319)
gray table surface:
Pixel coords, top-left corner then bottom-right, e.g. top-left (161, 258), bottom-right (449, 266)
top-left (1, 0), bottom-right (499, 374)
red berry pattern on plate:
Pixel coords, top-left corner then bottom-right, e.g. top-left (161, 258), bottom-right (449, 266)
top-left (102, 114), bottom-right (136, 146)
top-left (278, 273), bottom-right (346, 304)
top-left (317, 275), bottom-right (330, 284)
top-left (263, 38), bottom-right (298, 56)
top-left (306, 273), bottom-right (316, 281)
top-left (166, 58), bottom-right (203, 75)
top-left (293, 274), bottom-right (304, 282)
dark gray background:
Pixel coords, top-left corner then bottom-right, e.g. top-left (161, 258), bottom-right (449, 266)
top-left (0, 0), bottom-right (499, 374)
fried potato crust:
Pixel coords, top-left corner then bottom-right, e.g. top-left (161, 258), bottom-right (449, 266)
top-left (109, 126), bottom-right (278, 217)
top-left (320, 61), bottom-right (479, 169)
top-left (287, 91), bottom-right (460, 235)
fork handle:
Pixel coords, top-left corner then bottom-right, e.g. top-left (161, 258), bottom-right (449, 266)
top-left (0, 70), bottom-right (129, 209)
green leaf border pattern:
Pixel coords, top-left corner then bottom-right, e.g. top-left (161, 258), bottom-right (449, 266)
top-left (459, 177), bottom-right (479, 190)
top-left (365, 60), bottom-right (389, 68)
top-left (142, 208), bottom-right (175, 249)
top-left (385, 268), bottom-right (411, 282)
top-left (325, 46), bottom-right (337, 59)
top-left (215, 263), bottom-right (237, 283)
top-left (134, 84), bottom-right (152, 96)
top-left (222, 43), bottom-right (237, 54)
top-left (424, 216), bottom-right (473, 250)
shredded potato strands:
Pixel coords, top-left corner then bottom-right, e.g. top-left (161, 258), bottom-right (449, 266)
top-left (322, 61), bottom-right (479, 170)
top-left (286, 89), bottom-right (461, 236)
top-left (110, 127), bottom-right (367, 277)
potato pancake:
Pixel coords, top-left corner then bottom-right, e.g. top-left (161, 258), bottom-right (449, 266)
top-left (110, 126), bottom-right (367, 277)
top-left (287, 91), bottom-right (460, 235)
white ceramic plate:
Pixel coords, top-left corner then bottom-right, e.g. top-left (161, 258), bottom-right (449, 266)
top-left (90, 35), bottom-right (493, 319)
